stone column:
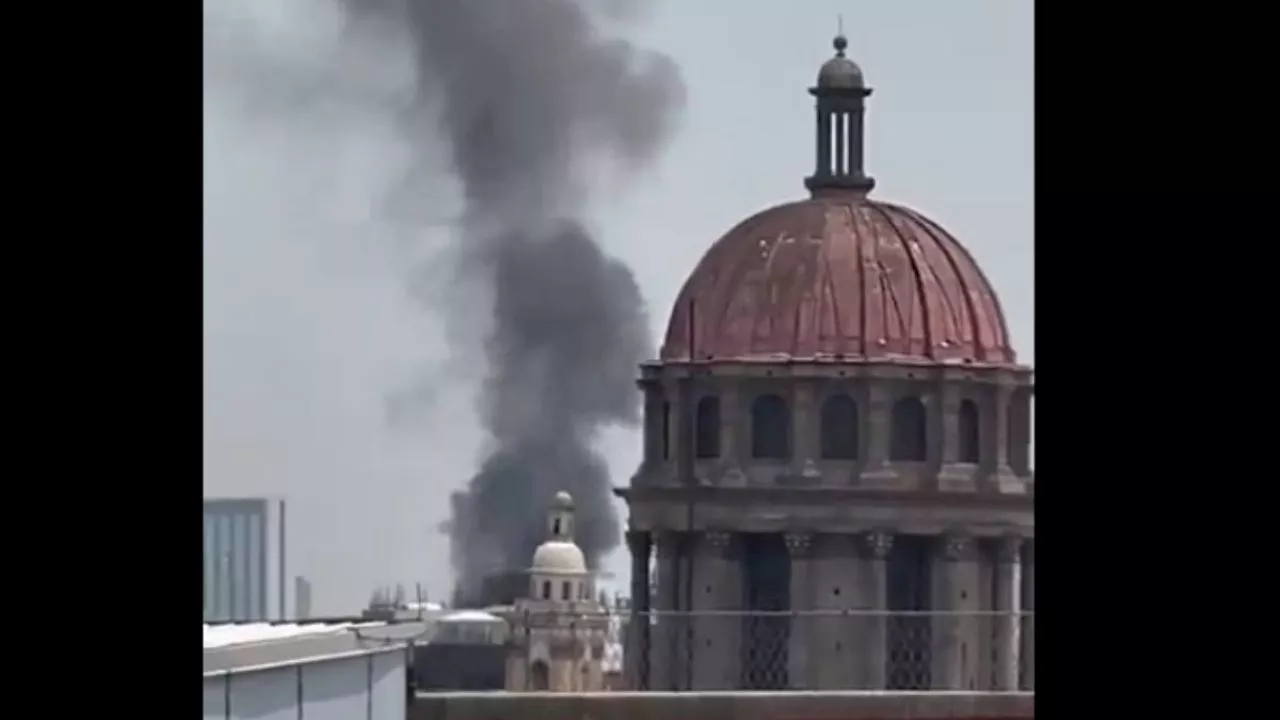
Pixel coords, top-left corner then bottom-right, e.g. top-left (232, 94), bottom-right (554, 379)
top-left (625, 530), bottom-right (651, 690)
top-left (785, 531), bottom-right (814, 688)
top-left (932, 532), bottom-right (979, 690)
top-left (1020, 540), bottom-right (1035, 690)
top-left (720, 382), bottom-right (744, 476)
top-left (936, 383), bottom-right (973, 491)
top-left (651, 531), bottom-right (683, 690)
top-left (692, 531), bottom-right (741, 689)
top-left (810, 534), bottom-right (861, 689)
top-left (862, 385), bottom-right (896, 486)
top-left (670, 379), bottom-right (695, 485)
top-left (987, 385), bottom-right (1014, 488)
top-left (791, 383), bottom-right (819, 480)
top-left (863, 530), bottom-right (893, 689)
top-left (993, 535), bottom-right (1021, 691)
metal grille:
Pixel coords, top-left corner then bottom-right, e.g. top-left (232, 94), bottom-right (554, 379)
top-left (612, 610), bottom-right (1033, 692)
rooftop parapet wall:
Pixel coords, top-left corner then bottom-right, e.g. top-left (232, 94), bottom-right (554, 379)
top-left (410, 691), bottom-right (1034, 720)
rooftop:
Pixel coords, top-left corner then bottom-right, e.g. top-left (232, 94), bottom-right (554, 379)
top-left (203, 619), bottom-right (427, 677)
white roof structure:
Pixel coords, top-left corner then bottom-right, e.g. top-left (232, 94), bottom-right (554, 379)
top-left (531, 540), bottom-right (587, 574)
top-left (203, 620), bottom-right (427, 677)
top-left (439, 610), bottom-right (502, 624)
top-left (203, 621), bottom-right (385, 649)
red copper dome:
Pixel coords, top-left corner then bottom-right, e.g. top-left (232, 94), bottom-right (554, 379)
top-left (660, 195), bottom-right (1017, 366)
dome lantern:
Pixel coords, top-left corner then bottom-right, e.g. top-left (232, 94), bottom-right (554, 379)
top-left (806, 34), bottom-right (876, 198)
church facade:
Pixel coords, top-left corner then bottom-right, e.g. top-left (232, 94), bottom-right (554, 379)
top-left (504, 492), bottom-right (611, 692)
top-left (617, 35), bottom-right (1034, 692)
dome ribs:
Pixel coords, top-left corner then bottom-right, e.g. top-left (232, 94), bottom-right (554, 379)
top-left (878, 204), bottom-right (962, 361)
top-left (820, 204), bottom-right (857, 357)
top-left (851, 204), bottom-right (887, 360)
top-left (906, 206), bottom-right (1015, 364)
top-left (869, 203), bottom-right (929, 358)
top-left (707, 213), bottom-right (770, 359)
top-left (657, 198), bottom-right (1017, 367)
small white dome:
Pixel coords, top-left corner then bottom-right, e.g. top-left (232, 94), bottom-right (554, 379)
top-left (551, 491), bottom-right (574, 510)
top-left (531, 540), bottom-right (586, 574)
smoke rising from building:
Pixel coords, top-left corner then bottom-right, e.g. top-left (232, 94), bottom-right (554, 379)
top-left (345, 0), bottom-right (685, 601)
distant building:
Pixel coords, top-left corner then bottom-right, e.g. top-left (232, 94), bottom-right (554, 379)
top-left (295, 575), bottom-right (313, 620)
top-left (415, 610), bottom-right (509, 691)
top-left (502, 491), bottom-right (610, 692)
top-left (203, 497), bottom-right (287, 622)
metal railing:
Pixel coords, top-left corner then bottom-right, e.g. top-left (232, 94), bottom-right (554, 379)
top-left (506, 609), bottom-right (1034, 693)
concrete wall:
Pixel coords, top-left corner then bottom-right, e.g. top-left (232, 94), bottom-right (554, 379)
top-left (204, 650), bottom-right (406, 720)
top-left (410, 691), bottom-right (1033, 720)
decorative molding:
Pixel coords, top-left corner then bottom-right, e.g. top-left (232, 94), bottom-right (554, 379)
top-left (783, 531), bottom-right (814, 558)
top-left (721, 466), bottom-right (747, 487)
top-left (864, 530), bottom-right (894, 560)
top-left (941, 532), bottom-right (975, 561)
top-left (651, 530), bottom-right (682, 558)
top-left (997, 534), bottom-right (1022, 564)
top-left (703, 530), bottom-right (736, 558)
top-left (624, 530), bottom-right (650, 555)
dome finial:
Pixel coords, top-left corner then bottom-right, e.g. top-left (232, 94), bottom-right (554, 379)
top-left (834, 15), bottom-right (847, 57)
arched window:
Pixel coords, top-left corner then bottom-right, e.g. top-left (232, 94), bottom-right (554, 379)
top-left (561, 581), bottom-right (571, 600)
top-left (660, 402), bottom-right (671, 460)
top-left (820, 394), bottom-right (859, 459)
top-left (541, 580), bottom-right (551, 600)
top-left (695, 396), bottom-right (721, 459)
top-left (751, 394), bottom-right (791, 459)
top-left (890, 397), bottom-right (927, 462)
top-left (530, 660), bottom-right (550, 691)
top-left (958, 400), bottom-right (980, 463)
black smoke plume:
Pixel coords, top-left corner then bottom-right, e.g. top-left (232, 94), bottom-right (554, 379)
top-left (344, 0), bottom-right (684, 602)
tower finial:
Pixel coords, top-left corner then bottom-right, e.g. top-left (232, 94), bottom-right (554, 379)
top-left (836, 16), bottom-right (846, 56)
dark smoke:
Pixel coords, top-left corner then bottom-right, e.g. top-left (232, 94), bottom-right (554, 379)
top-left (344, 0), bottom-right (684, 602)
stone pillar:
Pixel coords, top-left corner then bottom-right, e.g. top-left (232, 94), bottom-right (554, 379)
top-left (936, 383), bottom-right (974, 491)
top-left (670, 379), bottom-right (695, 485)
top-left (811, 534), bottom-right (861, 689)
top-left (932, 532), bottom-right (979, 690)
top-left (691, 531), bottom-right (741, 689)
top-left (625, 530), bottom-right (651, 689)
top-left (651, 531), bottom-right (683, 690)
top-left (989, 385), bottom-right (1014, 485)
top-left (862, 385), bottom-right (896, 486)
top-left (1020, 540), bottom-right (1034, 690)
top-left (791, 383), bottom-right (819, 478)
top-left (785, 531), bottom-right (814, 688)
top-left (720, 382), bottom-right (744, 470)
top-left (863, 530), bottom-right (893, 689)
top-left (993, 535), bottom-right (1021, 690)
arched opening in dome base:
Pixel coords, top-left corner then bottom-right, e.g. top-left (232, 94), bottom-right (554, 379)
top-left (695, 396), bottom-right (721, 459)
top-left (890, 397), bottom-right (927, 462)
top-left (750, 394), bottom-right (791, 460)
top-left (820, 394), bottom-right (859, 459)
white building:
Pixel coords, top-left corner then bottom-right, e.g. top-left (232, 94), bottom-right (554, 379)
top-left (502, 491), bottom-right (611, 692)
top-left (203, 619), bottom-right (423, 720)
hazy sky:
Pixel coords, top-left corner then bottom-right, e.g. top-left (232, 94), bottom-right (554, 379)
top-left (203, 0), bottom-right (1032, 615)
